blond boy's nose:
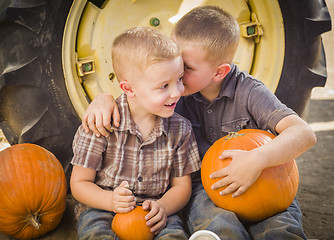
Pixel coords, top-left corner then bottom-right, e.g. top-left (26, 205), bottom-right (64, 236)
top-left (170, 85), bottom-right (182, 99)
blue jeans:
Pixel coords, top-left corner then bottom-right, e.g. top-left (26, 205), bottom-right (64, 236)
top-left (183, 181), bottom-right (307, 240)
top-left (77, 207), bottom-right (188, 240)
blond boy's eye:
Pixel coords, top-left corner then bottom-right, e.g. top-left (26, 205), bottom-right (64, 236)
top-left (160, 84), bottom-right (168, 89)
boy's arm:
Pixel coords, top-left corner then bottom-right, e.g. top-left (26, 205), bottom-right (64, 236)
top-left (70, 165), bottom-right (136, 213)
top-left (257, 114), bottom-right (316, 168)
top-left (157, 175), bottom-right (192, 216)
top-left (82, 93), bottom-right (119, 137)
top-left (211, 114), bottom-right (316, 197)
top-left (142, 175), bottom-right (192, 233)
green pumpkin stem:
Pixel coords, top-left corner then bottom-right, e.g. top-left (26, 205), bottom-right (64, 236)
top-left (26, 212), bottom-right (41, 229)
top-left (224, 132), bottom-right (245, 140)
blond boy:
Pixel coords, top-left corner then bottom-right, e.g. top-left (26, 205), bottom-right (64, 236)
top-left (82, 6), bottom-right (316, 239)
top-left (70, 27), bottom-right (200, 240)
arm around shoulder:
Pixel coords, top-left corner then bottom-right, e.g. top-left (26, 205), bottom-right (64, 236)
top-left (82, 92), bottom-right (120, 137)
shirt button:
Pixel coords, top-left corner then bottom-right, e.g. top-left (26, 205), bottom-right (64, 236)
top-left (207, 109), bottom-right (213, 114)
top-left (209, 127), bottom-right (214, 133)
top-left (137, 176), bottom-right (143, 182)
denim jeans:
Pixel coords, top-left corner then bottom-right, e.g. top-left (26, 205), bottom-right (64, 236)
top-left (77, 207), bottom-right (188, 240)
top-left (183, 181), bottom-right (307, 240)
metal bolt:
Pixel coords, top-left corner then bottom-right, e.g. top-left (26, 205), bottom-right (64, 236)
top-left (150, 17), bottom-right (160, 27)
top-left (83, 62), bottom-right (92, 72)
top-left (109, 72), bottom-right (115, 81)
top-left (247, 26), bottom-right (256, 36)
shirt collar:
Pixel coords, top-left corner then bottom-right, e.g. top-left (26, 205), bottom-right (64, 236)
top-left (111, 93), bottom-right (168, 138)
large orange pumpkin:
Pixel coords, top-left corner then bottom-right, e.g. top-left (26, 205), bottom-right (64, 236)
top-left (201, 129), bottom-right (299, 222)
top-left (0, 143), bottom-right (67, 240)
top-left (112, 206), bottom-right (154, 240)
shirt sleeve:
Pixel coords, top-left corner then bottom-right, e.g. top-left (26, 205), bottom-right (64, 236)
top-left (171, 121), bottom-right (201, 178)
top-left (71, 125), bottom-right (107, 171)
top-left (247, 82), bottom-right (296, 135)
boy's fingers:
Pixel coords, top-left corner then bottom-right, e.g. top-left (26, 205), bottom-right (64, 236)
top-left (141, 200), bottom-right (151, 211)
top-left (115, 181), bottom-right (134, 196)
top-left (102, 113), bottom-right (113, 133)
top-left (219, 150), bottom-right (234, 159)
top-left (211, 175), bottom-right (231, 190)
top-left (82, 114), bottom-right (90, 133)
top-left (87, 115), bottom-right (101, 137)
top-left (115, 206), bottom-right (135, 214)
top-left (231, 186), bottom-right (247, 198)
top-left (118, 199), bottom-right (136, 207)
top-left (113, 105), bottom-right (121, 127)
top-left (119, 194), bottom-right (135, 202)
top-left (96, 122), bottom-right (110, 137)
top-left (147, 208), bottom-right (166, 231)
top-left (120, 180), bottom-right (129, 188)
top-left (144, 203), bottom-right (158, 221)
top-left (151, 220), bottom-right (165, 234)
top-left (93, 112), bottom-right (106, 137)
top-left (219, 183), bottom-right (239, 196)
top-left (210, 167), bottom-right (228, 179)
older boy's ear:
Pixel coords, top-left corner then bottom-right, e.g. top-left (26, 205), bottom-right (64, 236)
top-left (119, 81), bottom-right (135, 98)
top-left (213, 63), bottom-right (231, 82)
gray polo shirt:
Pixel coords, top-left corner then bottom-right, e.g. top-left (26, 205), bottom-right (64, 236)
top-left (176, 63), bottom-right (296, 160)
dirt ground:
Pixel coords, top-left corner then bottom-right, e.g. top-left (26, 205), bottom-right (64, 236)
top-left (1, 1), bottom-right (334, 240)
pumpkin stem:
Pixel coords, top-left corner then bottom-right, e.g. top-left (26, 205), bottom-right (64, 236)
top-left (224, 132), bottom-right (244, 140)
top-left (26, 212), bottom-right (41, 229)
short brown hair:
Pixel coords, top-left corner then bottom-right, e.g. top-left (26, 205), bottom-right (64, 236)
top-left (112, 27), bottom-right (180, 81)
top-left (172, 6), bottom-right (240, 64)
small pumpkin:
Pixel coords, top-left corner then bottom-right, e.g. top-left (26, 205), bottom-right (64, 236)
top-left (0, 143), bottom-right (67, 240)
top-left (112, 206), bottom-right (154, 240)
top-left (201, 129), bottom-right (299, 222)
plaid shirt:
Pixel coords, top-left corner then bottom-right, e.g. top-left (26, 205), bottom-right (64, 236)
top-left (71, 93), bottom-right (201, 206)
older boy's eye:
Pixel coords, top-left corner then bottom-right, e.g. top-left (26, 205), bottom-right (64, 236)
top-left (184, 64), bottom-right (192, 70)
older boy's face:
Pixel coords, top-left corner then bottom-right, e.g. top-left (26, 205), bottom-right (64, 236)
top-left (172, 38), bottom-right (217, 96)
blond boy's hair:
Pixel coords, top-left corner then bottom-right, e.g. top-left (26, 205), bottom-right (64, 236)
top-left (172, 6), bottom-right (240, 65)
top-left (112, 27), bottom-right (180, 81)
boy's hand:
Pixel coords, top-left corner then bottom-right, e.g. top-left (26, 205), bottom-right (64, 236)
top-left (210, 149), bottom-right (263, 197)
top-left (142, 200), bottom-right (167, 235)
top-left (82, 93), bottom-right (120, 137)
top-left (112, 181), bottom-right (136, 213)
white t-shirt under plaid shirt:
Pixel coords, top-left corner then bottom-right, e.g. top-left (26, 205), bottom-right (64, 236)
top-left (71, 93), bottom-right (201, 204)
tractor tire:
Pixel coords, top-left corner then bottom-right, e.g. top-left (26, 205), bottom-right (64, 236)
top-left (275, 0), bottom-right (332, 115)
top-left (0, 0), bottom-right (331, 170)
top-left (0, 0), bottom-right (78, 171)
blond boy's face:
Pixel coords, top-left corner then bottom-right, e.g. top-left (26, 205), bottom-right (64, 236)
top-left (172, 38), bottom-right (218, 96)
top-left (129, 56), bottom-right (184, 118)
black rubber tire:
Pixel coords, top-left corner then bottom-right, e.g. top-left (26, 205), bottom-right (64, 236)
top-left (0, 0), bottom-right (331, 170)
top-left (0, 0), bottom-right (79, 171)
top-left (275, 0), bottom-right (332, 115)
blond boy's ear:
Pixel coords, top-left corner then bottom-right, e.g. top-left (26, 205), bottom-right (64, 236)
top-left (213, 63), bottom-right (231, 82)
top-left (119, 81), bottom-right (135, 98)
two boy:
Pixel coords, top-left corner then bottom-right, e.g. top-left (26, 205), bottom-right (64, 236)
top-left (80, 6), bottom-right (316, 239)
